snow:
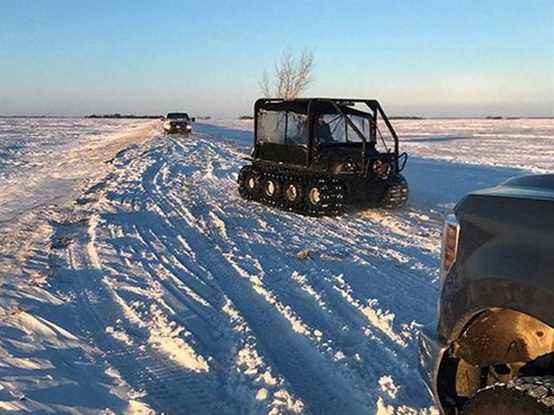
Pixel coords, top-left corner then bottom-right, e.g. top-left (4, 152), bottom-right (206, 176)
top-left (0, 118), bottom-right (157, 223)
top-left (0, 116), bottom-right (552, 414)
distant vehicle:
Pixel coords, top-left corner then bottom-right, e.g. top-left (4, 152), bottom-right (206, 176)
top-left (237, 98), bottom-right (409, 216)
top-left (162, 112), bottom-right (194, 134)
top-left (419, 174), bottom-right (554, 414)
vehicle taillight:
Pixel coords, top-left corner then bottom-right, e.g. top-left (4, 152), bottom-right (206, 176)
top-left (441, 214), bottom-right (460, 279)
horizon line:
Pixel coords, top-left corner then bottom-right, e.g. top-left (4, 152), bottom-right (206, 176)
top-left (1, 115), bottom-right (553, 120)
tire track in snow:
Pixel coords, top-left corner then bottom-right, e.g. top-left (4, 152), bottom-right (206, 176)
top-left (167, 136), bottom-right (437, 384)
top-left (95, 140), bottom-right (304, 414)
top-left (164, 134), bottom-right (439, 409)
top-left (60, 131), bottom-right (438, 413)
top-left (135, 143), bottom-right (370, 414)
top-left (48, 174), bottom-right (239, 413)
top-left (140, 135), bottom-right (437, 411)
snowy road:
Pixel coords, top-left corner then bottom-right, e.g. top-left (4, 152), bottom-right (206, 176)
top-left (1, 118), bottom-right (552, 414)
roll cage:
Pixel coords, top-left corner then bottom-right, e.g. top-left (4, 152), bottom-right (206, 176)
top-left (253, 98), bottom-right (406, 175)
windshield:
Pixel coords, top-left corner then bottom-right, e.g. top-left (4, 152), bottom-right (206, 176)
top-left (167, 113), bottom-right (189, 119)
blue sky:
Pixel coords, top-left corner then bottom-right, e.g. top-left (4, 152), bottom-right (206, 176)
top-left (1, 0), bottom-right (553, 117)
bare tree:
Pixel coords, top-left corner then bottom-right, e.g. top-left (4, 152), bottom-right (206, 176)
top-left (260, 48), bottom-right (315, 99)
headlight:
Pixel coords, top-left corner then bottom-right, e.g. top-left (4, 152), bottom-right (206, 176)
top-left (186, 125), bottom-right (192, 130)
top-left (441, 213), bottom-right (460, 280)
top-left (372, 159), bottom-right (391, 178)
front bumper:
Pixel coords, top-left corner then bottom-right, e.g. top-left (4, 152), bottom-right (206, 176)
top-left (163, 123), bottom-right (192, 133)
top-left (418, 326), bottom-right (449, 414)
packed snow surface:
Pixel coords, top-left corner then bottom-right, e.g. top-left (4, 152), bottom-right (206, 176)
top-left (0, 117), bottom-right (552, 414)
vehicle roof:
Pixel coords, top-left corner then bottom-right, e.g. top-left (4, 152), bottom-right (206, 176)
top-left (256, 98), bottom-right (378, 116)
top-left (258, 97), bottom-right (381, 104)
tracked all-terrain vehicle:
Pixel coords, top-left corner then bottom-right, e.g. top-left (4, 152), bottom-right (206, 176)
top-left (238, 98), bottom-right (409, 216)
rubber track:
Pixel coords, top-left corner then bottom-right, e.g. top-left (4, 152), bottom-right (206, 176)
top-left (381, 174), bottom-right (409, 209)
top-left (238, 164), bottom-right (345, 217)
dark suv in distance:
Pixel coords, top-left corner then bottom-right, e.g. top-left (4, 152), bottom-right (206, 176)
top-left (162, 112), bottom-right (194, 134)
top-left (419, 174), bottom-right (554, 414)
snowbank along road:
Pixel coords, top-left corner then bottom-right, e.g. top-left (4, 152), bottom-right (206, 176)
top-left (0, 118), bottom-right (552, 414)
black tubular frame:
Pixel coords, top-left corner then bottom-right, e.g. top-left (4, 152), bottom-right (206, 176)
top-left (253, 98), bottom-right (401, 174)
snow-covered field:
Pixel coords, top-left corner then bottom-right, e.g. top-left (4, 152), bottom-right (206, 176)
top-left (0, 117), bottom-right (552, 414)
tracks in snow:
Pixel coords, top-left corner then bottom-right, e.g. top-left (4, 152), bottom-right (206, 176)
top-left (49, 211), bottom-right (234, 414)
top-left (43, 132), bottom-right (439, 414)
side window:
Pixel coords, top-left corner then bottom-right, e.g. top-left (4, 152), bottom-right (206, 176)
top-left (257, 110), bottom-right (286, 144)
top-left (346, 115), bottom-right (368, 143)
top-left (286, 113), bottom-right (308, 145)
top-left (257, 111), bottom-right (308, 145)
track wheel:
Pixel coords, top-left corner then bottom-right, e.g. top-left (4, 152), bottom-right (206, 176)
top-left (461, 376), bottom-right (554, 415)
top-left (239, 167), bottom-right (259, 199)
top-left (307, 185), bottom-right (322, 206)
top-left (263, 177), bottom-right (281, 201)
top-left (284, 182), bottom-right (302, 205)
top-left (304, 182), bottom-right (327, 216)
top-left (245, 174), bottom-right (259, 193)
